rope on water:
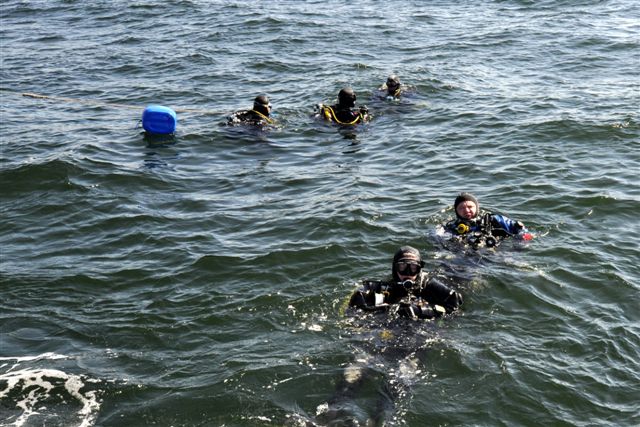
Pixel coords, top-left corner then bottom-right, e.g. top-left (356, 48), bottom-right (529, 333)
top-left (1, 88), bottom-right (224, 115)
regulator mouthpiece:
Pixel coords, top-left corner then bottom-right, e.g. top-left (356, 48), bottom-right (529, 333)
top-left (399, 280), bottom-right (415, 290)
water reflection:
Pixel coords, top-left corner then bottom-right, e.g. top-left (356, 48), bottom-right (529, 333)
top-left (143, 132), bottom-right (177, 148)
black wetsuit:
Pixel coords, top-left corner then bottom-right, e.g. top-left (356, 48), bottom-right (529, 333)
top-left (227, 109), bottom-right (273, 126)
top-left (378, 87), bottom-right (402, 99)
top-left (349, 271), bottom-right (463, 319)
top-left (319, 104), bottom-right (368, 125)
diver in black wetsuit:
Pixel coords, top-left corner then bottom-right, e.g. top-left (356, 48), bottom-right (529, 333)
top-left (317, 87), bottom-right (370, 125)
top-left (227, 95), bottom-right (274, 126)
top-left (349, 245), bottom-right (463, 319)
top-left (378, 74), bottom-right (402, 98)
top-left (313, 246), bottom-right (463, 426)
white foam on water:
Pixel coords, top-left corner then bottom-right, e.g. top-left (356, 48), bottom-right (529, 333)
top-left (0, 352), bottom-right (70, 363)
top-left (343, 364), bottom-right (363, 384)
top-left (0, 352), bottom-right (71, 374)
top-left (315, 402), bottom-right (329, 416)
top-left (0, 358), bottom-right (101, 427)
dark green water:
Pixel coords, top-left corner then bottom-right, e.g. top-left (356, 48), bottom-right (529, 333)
top-left (1, 1), bottom-right (639, 426)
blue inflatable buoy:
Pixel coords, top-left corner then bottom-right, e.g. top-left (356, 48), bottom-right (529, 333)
top-left (142, 105), bottom-right (177, 134)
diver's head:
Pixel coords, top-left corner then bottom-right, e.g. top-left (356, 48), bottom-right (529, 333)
top-left (386, 75), bottom-right (400, 93)
top-left (253, 95), bottom-right (272, 116)
top-left (454, 192), bottom-right (479, 220)
top-left (392, 246), bottom-right (425, 283)
top-left (338, 87), bottom-right (357, 108)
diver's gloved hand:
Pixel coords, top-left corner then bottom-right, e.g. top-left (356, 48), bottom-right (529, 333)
top-left (517, 231), bottom-right (534, 241)
top-left (514, 221), bottom-right (534, 241)
top-left (398, 301), bottom-right (439, 319)
top-left (398, 302), bottom-right (419, 319)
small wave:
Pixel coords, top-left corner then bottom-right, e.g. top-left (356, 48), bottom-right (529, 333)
top-left (522, 117), bottom-right (638, 142)
top-left (0, 158), bottom-right (87, 194)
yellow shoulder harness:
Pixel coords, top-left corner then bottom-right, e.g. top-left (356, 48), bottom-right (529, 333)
top-left (321, 105), bottom-right (362, 126)
top-left (250, 109), bottom-right (274, 125)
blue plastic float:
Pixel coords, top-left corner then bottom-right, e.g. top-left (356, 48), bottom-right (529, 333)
top-left (142, 105), bottom-right (177, 134)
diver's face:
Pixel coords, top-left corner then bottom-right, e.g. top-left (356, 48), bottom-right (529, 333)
top-left (256, 102), bottom-right (272, 115)
top-left (456, 201), bottom-right (477, 219)
top-left (395, 254), bottom-right (421, 281)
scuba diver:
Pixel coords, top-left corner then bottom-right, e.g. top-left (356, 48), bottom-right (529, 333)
top-left (311, 246), bottom-right (463, 426)
top-left (227, 95), bottom-right (275, 126)
top-left (316, 87), bottom-right (370, 125)
top-left (349, 246), bottom-right (463, 319)
top-left (443, 192), bottom-right (534, 249)
top-left (378, 74), bottom-right (403, 99)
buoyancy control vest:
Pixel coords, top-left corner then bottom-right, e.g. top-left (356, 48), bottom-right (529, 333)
top-left (445, 212), bottom-right (526, 248)
top-left (319, 104), bottom-right (367, 125)
top-left (349, 272), bottom-right (462, 319)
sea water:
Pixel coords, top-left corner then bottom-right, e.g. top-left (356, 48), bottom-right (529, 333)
top-left (1, 1), bottom-right (639, 426)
